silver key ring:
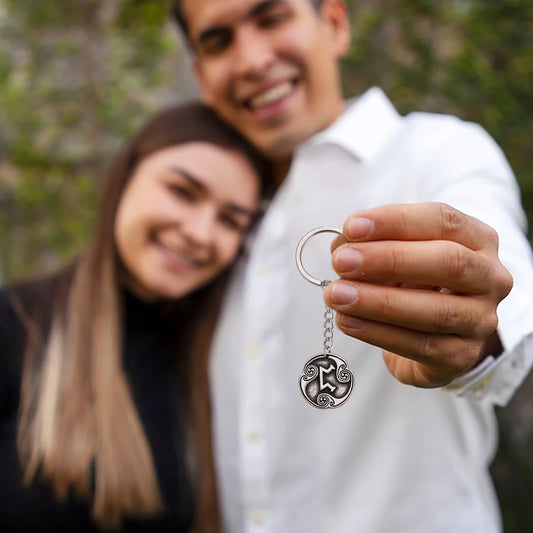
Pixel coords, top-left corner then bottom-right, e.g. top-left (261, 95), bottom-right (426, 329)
top-left (295, 227), bottom-right (343, 287)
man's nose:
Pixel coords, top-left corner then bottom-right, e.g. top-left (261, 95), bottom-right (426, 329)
top-left (233, 28), bottom-right (275, 78)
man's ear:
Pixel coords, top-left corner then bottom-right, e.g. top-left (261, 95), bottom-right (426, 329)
top-left (321, 0), bottom-right (351, 58)
top-left (192, 58), bottom-right (213, 105)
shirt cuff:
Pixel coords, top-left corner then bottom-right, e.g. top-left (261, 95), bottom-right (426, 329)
top-left (445, 332), bottom-right (533, 406)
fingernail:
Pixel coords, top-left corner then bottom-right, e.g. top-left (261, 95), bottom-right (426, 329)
top-left (346, 217), bottom-right (373, 240)
top-left (334, 248), bottom-right (362, 274)
top-left (330, 282), bottom-right (358, 305)
top-left (339, 315), bottom-right (365, 329)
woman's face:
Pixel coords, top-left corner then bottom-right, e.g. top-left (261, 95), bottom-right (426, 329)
top-left (114, 142), bottom-right (260, 301)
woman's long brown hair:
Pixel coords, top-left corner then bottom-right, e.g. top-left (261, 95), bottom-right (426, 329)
top-left (10, 103), bottom-right (273, 531)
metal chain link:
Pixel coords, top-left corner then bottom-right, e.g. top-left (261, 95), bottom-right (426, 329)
top-left (323, 305), bottom-right (334, 355)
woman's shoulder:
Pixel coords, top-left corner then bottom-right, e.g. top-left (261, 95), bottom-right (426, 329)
top-left (0, 268), bottom-right (76, 356)
top-left (0, 280), bottom-right (42, 333)
top-left (0, 286), bottom-right (21, 336)
top-left (0, 285), bottom-right (27, 416)
top-left (0, 276), bottom-right (59, 370)
top-left (2, 266), bottom-right (75, 320)
top-left (0, 266), bottom-right (75, 358)
top-left (0, 273), bottom-right (67, 415)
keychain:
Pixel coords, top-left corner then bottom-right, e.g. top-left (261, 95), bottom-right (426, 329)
top-left (295, 227), bottom-right (354, 409)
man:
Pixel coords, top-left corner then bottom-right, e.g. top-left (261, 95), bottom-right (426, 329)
top-left (172, 1), bottom-right (533, 531)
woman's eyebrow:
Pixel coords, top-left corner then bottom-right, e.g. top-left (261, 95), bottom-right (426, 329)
top-left (226, 203), bottom-right (257, 218)
top-left (168, 164), bottom-right (257, 217)
top-left (167, 165), bottom-right (206, 192)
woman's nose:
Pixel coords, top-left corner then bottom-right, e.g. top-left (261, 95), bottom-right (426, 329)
top-left (181, 207), bottom-right (216, 247)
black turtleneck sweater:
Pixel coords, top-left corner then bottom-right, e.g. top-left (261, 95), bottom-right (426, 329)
top-left (0, 288), bottom-right (194, 532)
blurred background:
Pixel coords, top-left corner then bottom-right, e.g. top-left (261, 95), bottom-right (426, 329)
top-left (0, 0), bottom-right (532, 528)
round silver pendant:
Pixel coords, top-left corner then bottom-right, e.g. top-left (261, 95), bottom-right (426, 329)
top-left (299, 353), bottom-right (354, 409)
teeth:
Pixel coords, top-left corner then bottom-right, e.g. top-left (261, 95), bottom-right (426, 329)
top-left (159, 242), bottom-right (201, 266)
top-left (249, 81), bottom-right (293, 108)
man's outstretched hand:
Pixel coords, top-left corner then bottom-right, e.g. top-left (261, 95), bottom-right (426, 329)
top-left (323, 202), bottom-right (513, 388)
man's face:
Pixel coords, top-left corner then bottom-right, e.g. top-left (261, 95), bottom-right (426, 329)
top-left (182, 0), bottom-right (351, 160)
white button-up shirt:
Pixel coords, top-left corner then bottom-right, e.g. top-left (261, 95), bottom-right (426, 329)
top-left (209, 87), bottom-right (533, 533)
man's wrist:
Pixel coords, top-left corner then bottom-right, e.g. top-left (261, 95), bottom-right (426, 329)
top-left (445, 354), bottom-right (499, 398)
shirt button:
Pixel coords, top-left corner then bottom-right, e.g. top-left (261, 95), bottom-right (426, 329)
top-left (252, 510), bottom-right (264, 525)
top-left (248, 431), bottom-right (260, 442)
top-left (257, 264), bottom-right (270, 276)
top-left (512, 353), bottom-right (524, 369)
top-left (248, 345), bottom-right (261, 359)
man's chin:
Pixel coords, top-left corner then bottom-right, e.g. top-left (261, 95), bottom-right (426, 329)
top-left (250, 129), bottom-right (305, 161)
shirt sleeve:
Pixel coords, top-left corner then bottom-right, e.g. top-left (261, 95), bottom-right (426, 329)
top-left (409, 115), bottom-right (533, 406)
top-left (445, 335), bottom-right (533, 405)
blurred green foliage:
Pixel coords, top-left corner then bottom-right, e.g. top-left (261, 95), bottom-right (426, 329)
top-left (0, 0), bottom-right (177, 280)
top-left (343, 0), bottom-right (533, 235)
top-left (1, 0), bottom-right (531, 280)
top-left (342, 3), bottom-right (533, 530)
top-left (0, 0), bottom-right (532, 530)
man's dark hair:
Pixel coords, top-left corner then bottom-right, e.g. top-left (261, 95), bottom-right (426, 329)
top-left (171, 0), bottom-right (189, 39)
top-left (171, 0), bottom-right (326, 41)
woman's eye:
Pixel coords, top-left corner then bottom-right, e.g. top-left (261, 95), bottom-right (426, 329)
top-left (219, 213), bottom-right (246, 232)
top-left (171, 185), bottom-right (195, 201)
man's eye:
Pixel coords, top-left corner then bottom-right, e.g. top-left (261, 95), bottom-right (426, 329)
top-left (199, 34), bottom-right (231, 56)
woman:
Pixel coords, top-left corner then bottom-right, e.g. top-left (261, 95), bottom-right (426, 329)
top-left (0, 103), bottom-right (273, 532)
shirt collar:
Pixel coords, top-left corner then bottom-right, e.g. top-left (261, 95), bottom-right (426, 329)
top-left (302, 86), bottom-right (403, 163)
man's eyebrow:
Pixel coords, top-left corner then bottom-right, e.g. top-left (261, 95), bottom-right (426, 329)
top-left (196, 0), bottom-right (288, 46)
top-left (247, 0), bottom-right (287, 20)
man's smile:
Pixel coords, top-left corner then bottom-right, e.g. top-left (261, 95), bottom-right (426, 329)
top-left (244, 79), bottom-right (298, 110)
